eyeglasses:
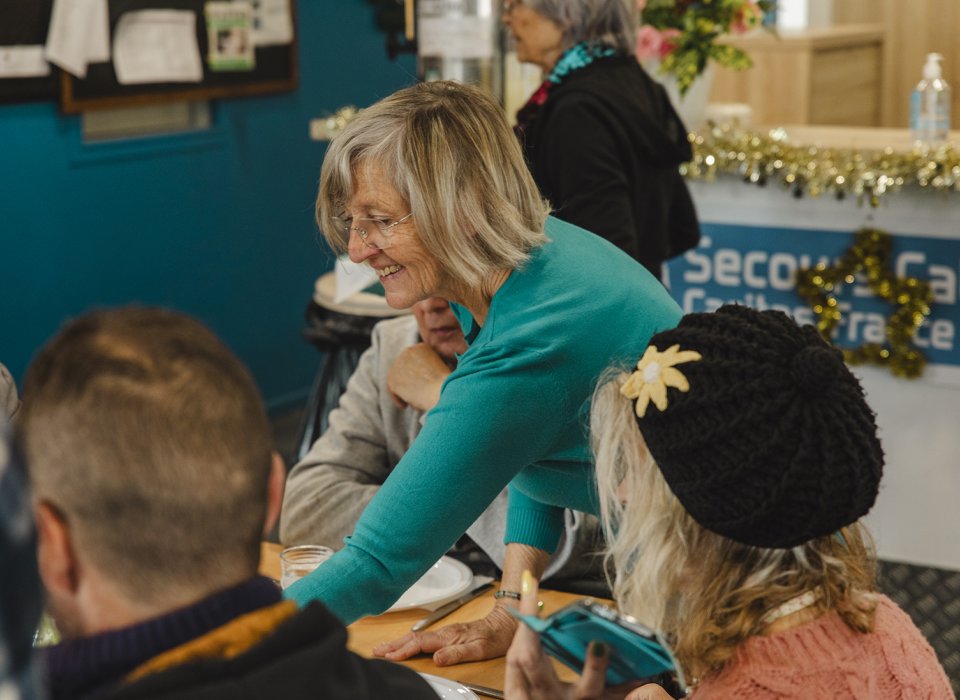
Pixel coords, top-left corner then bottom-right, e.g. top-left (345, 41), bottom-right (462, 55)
top-left (333, 211), bottom-right (414, 248)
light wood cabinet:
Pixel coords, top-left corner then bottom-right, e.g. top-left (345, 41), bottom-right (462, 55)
top-left (709, 24), bottom-right (884, 126)
top-left (834, 0), bottom-right (960, 128)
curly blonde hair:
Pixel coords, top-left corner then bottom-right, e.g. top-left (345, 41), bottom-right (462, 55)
top-left (591, 371), bottom-right (879, 680)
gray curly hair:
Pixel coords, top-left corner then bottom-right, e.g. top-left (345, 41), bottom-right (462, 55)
top-left (521, 0), bottom-right (637, 55)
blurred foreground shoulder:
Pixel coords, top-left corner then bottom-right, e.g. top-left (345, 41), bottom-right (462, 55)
top-left (100, 602), bottom-right (438, 700)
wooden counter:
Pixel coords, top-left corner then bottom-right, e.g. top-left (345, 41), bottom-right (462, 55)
top-left (711, 24), bottom-right (885, 127)
top-left (762, 124), bottom-right (960, 151)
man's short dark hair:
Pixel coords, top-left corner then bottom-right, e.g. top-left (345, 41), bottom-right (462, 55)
top-left (19, 307), bottom-right (273, 603)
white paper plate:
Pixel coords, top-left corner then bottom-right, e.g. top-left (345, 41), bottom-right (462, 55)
top-left (419, 673), bottom-right (479, 699)
top-left (388, 556), bottom-right (474, 612)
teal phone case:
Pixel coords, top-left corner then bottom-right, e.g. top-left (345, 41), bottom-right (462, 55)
top-left (510, 599), bottom-right (684, 690)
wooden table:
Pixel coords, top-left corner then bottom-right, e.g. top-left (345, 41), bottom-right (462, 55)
top-left (260, 542), bottom-right (588, 692)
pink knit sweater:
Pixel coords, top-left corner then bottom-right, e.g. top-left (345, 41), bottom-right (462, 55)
top-left (693, 595), bottom-right (954, 699)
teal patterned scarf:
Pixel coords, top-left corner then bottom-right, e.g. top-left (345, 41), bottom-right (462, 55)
top-left (515, 41), bottom-right (619, 136)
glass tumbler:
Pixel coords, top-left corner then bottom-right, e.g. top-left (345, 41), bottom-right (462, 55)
top-left (279, 544), bottom-right (333, 589)
top-left (33, 611), bottom-right (60, 647)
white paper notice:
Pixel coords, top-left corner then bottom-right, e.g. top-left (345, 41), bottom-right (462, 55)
top-left (0, 47), bottom-right (50, 78)
top-left (87, 0), bottom-right (111, 63)
top-left (113, 11), bottom-right (203, 85)
top-left (418, 16), bottom-right (494, 59)
top-left (44, 0), bottom-right (111, 78)
top-left (335, 255), bottom-right (380, 303)
top-left (251, 0), bottom-right (294, 46)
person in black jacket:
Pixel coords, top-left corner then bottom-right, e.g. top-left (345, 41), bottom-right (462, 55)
top-left (17, 307), bottom-right (436, 700)
top-left (504, 0), bottom-right (700, 279)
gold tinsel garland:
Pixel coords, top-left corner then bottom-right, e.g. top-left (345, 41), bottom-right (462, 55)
top-left (316, 105), bottom-right (359, 140)
top-left (683, 124), bottom-right (960, 206)
top-left (795, 228), bottom-right (934, 379)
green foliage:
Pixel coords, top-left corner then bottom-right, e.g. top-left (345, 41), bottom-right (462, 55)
top-left (639, 0), bottom-right (776, 95)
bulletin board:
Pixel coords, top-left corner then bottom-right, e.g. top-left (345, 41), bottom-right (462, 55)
top-left (61, 0), bottom-right (298, 113)
top-left (0, 0), bottom-right (297, 112)
top-left (0, 0), bottom-right (58, 104)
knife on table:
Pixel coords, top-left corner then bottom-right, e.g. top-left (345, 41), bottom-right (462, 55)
top-left (459, 681), bottom-right (505, 699)
top-left (411, 581), bottom-right (494, 632)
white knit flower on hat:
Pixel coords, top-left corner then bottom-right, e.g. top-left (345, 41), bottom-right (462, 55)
top-left (621, 344), bottom-right (702, 417)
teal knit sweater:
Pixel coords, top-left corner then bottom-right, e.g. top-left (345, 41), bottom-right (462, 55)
top-left (285, 217), bottom-right (682, 623)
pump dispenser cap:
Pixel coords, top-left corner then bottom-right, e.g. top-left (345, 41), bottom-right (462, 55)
top-left (923, 53), bottom-right (944, 80)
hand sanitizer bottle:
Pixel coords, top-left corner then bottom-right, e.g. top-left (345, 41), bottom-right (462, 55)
top-left (910, 53), bottom-right (951, 145)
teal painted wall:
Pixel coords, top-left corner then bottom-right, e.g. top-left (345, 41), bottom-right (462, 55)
top-left (0, 2), bottom-right (416, 411)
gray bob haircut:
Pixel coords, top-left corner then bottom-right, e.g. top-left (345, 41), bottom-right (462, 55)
top-left (317, 80), bottom-right (550, 289)
top-left (525, 0), bottom-right (637, 55)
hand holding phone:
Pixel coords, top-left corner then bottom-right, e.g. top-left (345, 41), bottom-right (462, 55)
top-left (509, 598), bottom-right (685, 695)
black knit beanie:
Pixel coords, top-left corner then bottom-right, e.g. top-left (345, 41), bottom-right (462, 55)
top-left (624, 304), bottom-right (884, 549)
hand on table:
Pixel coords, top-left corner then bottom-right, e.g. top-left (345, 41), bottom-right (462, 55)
top-left (386, 342), bottom-right (451, 412)
top-left (372, 603), bottom-right (518, 666)
top-left (505, 572), bottom-right (645, 700)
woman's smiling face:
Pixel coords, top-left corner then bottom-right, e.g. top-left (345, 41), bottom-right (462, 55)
top-left (345, 161), bottom-right (446, 310)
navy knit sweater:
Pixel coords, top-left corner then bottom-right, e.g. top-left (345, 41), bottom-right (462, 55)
top-left (40, 577), bottom-right (279, 700)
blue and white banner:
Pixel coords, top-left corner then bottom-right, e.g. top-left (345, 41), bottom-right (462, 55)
top-left (665, 222), bottom-right (960, 371)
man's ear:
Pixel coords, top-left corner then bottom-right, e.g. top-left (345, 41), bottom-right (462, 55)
top-left (263, 452), bottom-right (286, 536)
top-left (35, 500), bottom-right (79, 597)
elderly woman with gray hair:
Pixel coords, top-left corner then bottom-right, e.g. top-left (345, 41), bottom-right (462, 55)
top-left (282, 80), bottom-right (682, 665)
top-left (504, 0), bottom-right (700, 279)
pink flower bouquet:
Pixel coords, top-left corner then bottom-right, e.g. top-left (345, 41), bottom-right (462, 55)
top-left (636, 0), bottom-right (776, 95)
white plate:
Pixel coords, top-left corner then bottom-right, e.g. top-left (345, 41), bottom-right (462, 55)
top-left (419, 673), bottom-right (479, 699)
top-left (388, 556), bottom-right (474, 612)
